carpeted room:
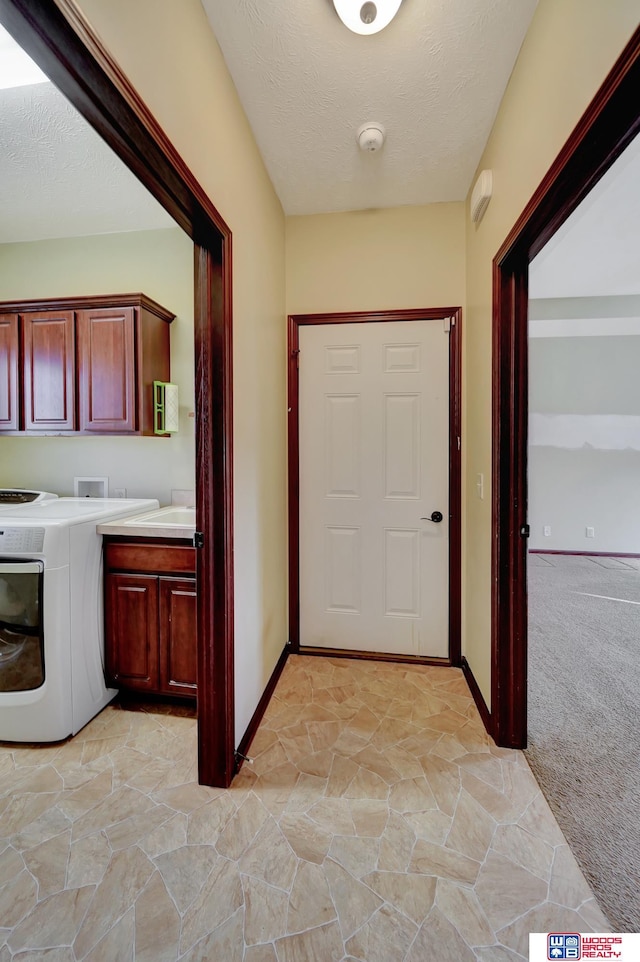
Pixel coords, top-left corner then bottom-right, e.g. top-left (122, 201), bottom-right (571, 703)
top-left (526, 155), bottom-right (640, 931)
top-left (527, 552), bottom-right (640, 930)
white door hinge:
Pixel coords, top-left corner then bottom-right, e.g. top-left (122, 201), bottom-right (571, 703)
top-left (444, 317), bottom-right (453, 333)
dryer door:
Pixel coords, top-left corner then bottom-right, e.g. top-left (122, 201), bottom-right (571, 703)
top-left (0, 560), bottom-right (45, 691)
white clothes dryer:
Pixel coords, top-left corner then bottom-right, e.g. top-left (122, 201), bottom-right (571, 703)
top-left (0, 497), bottom-right (159, 742)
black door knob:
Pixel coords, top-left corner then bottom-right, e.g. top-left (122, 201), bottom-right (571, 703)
top-left (421, 511), bottom-right (443, 523)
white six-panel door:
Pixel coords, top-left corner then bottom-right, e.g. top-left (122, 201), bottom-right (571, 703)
top-left (299, 319), bottom-right (450, 658)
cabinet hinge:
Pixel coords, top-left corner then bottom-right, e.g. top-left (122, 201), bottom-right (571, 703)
top-left (193, 531), bottom-right (204, 548)
top-left (520, 524), bottom-right (530, 538)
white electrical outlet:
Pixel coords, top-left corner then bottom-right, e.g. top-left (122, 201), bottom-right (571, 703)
top-left (543, 525), bottom-right (551, 537)
top-left (586, 526), bottom-right (595, 538)
top-left (114, 488), bottom-right (127, 499)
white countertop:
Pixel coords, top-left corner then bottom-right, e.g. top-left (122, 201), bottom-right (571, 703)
top-left (97, 505), bottom-right (196, 540)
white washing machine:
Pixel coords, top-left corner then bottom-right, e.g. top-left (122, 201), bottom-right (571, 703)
top-left (0, 496), bottom-right (159, 742)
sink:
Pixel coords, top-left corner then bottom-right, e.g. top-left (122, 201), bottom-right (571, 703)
top-left (123, 506), bottom-right (195, 527)
top-left (96, 504), bottom-right (196, 540)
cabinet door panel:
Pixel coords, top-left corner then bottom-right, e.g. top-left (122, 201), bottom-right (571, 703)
top-left (159, 577), bottom-right (197, 696)
top-left (22, 311), bottom-right (76, 430)
top-left (0, 314), bottom-right (19, 431)
top-left (106, 574), bottom-right (159, 690)
top-left (77, 307), bottom-right (136, 432)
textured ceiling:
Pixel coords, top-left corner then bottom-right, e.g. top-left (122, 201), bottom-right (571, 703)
top-left (530, 133), bottom-right (640, 299)
top-left (0, 80), bottom-right (175, 244)
top-left (201, 0), bottom-right (538, 215)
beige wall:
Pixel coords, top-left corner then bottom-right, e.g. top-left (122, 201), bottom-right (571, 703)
top-left (464, 0), bottom-right (639, 705)
top-left (286, 203), bottom-right (465, 314)
top-left (0, 228), bottom-right (194, 503)
top-left (61, 0), bottom-right (639, 734)
top-left (286, 203), bottom-right (465, 664)
top-left (76, 0), bottom-right (287, 741)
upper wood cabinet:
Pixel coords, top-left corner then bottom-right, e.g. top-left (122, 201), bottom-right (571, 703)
top-left (23, 311), bottom-right (76, 431)
top-left (77, 306), bottom-right (136, 433)
top-left (0, 314), bottom-right (19, 432)
top-left (0, 294), bottom-right (174, 436)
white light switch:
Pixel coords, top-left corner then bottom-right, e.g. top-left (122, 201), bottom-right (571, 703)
top-left (476, 473), bottom-right (484, 500)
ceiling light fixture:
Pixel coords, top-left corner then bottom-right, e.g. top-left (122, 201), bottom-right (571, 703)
top-left (332, 0), bottom-right (403, 36)
top-left (0, 24), bottom-right (49, 90)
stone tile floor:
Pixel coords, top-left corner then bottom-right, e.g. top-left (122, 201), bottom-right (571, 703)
top-left (0, 655), bottom-right (608, 960)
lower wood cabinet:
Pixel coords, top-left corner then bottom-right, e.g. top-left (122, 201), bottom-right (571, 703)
top-left (104, 540), bottom-right (197, 698)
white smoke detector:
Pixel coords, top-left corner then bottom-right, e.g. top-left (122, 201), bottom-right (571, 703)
top-left (470, 169), bottom-right (493, 223)
top-left (357, 122), bottom-right (386, 152)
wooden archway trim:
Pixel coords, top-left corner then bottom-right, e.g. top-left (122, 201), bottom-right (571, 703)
top-left (492, 26), bottom-right (640, 747)
top-left (0, 0), bottom-right (236, 786)
top-left (288, 307), bottom-right (462, 668)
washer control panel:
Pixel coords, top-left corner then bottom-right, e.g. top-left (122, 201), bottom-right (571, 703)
top-left (0, 527), bottom-right (46, 553)
top-left (0, 490), bottom-right (58, 505)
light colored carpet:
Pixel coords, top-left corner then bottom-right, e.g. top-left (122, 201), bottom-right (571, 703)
top-left (527, 553), bottom-right (640, 931)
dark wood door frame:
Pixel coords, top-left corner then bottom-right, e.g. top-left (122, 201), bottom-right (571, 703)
top-left (1, 0), bottom-right (236, 786)
top-left (491, 26), bottom-right (640, 748)
top-left (288, 308), bottom-right (462, 666)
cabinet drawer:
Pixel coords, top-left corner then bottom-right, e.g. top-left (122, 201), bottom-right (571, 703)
top-left (105, 541), bottom-right (196, 575)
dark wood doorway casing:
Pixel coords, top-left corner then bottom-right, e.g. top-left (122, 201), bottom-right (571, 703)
top-left (288, 308), bottom-right (462, 667)
top-left (1, 0), bottom-right (236, 786)
top-left (491, 26), bottom-right (640, 748)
